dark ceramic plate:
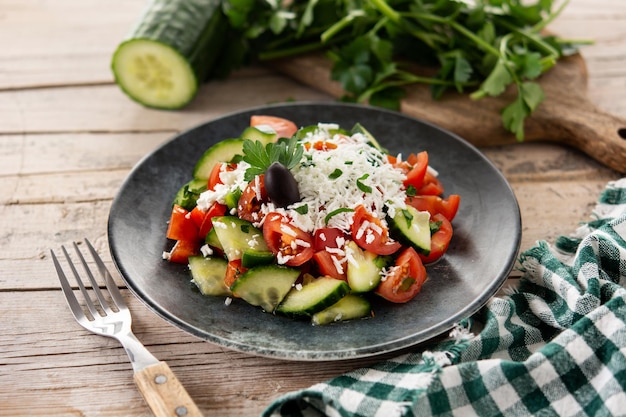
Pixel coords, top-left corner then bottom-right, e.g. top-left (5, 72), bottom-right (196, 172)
top-left (108, 102), bottom-right (521, 361)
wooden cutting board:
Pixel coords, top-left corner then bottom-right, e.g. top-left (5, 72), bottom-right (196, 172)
top-left (271, 53), bottom-right (626, 173)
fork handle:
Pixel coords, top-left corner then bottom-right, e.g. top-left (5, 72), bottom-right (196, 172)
top-left (134, 361), bottom-right (203, 417)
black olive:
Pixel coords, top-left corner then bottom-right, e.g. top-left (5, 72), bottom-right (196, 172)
top-left (265, 162), bottom-right (300, 208)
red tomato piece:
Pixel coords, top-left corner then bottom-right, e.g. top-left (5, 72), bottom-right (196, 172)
top-left (406, 194), bottom-right (460, 222)
top-left (417, 172), bottom-right (444, 196)
top-left (351, 205), bottom-right (402, 256)
top-left (166, 240), bottom-right (200, 264)
top-left (263, 212), bottom-right (314, 267)
top-left (250, 115), bottom-right (298, 138)
top-left (375, 247), bottom-right (427, 303)
top-left (207, 163), bottom-right (223, 191)
top-left (404, 151), bottom-right (428, 190)
top-left (224, 259), bottom-right (247, 290)
top-left (237, 175), bottom-right (267, 223)
top-left (166, 205), bottom-right (199, 242)
top-left (313, 250), bottom-right (347, 281)
top-left (199, 203), bottom-right (228, 239)
top-left (313, 227), bottom-right (347, 252)
top-left (419, 214), bottom-right (453, 264)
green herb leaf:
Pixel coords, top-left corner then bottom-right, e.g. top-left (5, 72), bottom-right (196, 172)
top-left (324, 207), bottom-right (355, 225)
top-left (329, 168), bottom-right (343, 179)
top-left (294, 204), bottom-right (309, 215)
top-left (242, 136), bottom-right (304, 182)
top-left (356, 173), bottom-right (372, 193)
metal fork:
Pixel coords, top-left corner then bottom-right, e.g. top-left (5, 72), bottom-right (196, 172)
top-left (51, 239), bottom-right (203, 417)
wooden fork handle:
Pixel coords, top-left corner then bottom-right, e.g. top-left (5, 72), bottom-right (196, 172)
top-left (134, 361), bottom-right (203, 417)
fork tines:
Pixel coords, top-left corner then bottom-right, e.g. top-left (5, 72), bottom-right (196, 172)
top-left (51, 239), bottom-right (125, 322)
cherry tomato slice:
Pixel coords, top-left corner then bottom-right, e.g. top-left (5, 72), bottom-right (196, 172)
top-left (419, 213), bottom-right (453, 264)
top-left (250, 115), bottom-right (298, 138)
top-left (351, 205), bottom-right (402, 256)
top-left (313, 250), bottom-right (347, 281)
top-left (263, 212), bottom-right (314, 267)
top-left (237, 175), bottom-right (267, 223)
top-left (404, 151), bottom-right (428, 190)
top-left (417, 172), bottom-right (444, 196)
top-left (166, 240), bottom-right (200, 264)
top-left (166, 205), bottom-right (199, 241)
top-left (200, 203), bottom-right (229, 239)
top-left (224, 259), bottom-right (247, 290)
top-left (406, 194), bottom-right (460, 222)
top-left (313, 227), bottom-right (347, 252)
top-left (375, 247), bottom-right (426, 303)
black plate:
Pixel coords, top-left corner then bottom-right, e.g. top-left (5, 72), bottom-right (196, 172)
top-left (108, 102), bottom-right (521, 361)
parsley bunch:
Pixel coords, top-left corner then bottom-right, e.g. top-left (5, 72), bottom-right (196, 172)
top-left (242, 136), bottom-right (304, 181)
top-left (222, 0), bottom-right (587, 140)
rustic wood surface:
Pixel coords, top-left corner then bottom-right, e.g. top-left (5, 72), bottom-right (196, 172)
top-left (1, 0), bottom-right (624, 416)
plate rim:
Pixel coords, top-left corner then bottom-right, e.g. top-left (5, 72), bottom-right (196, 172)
top-left (108, 101), bottom-right (522, 361)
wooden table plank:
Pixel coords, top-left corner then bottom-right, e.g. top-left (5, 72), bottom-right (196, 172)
top-left (1, 0), bottom-right (625, 416)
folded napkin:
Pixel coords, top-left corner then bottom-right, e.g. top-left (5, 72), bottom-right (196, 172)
top-left (263, 178), bottom-right (626, 417)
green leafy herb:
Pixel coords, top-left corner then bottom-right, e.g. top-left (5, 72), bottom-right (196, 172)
top-left (329, 168), bottom-right (343, 179)
top-left (405, 185), bottom-right (417, 197)
top-left (401, 208), bottom-right (414, 228)
top-left (356, 173), bottom-right (372, 193)
top-left (294, 204), bottom-right (309, 215)
top-left (242, 136), bottom-right (304, 182)
top-left (324, 207), bottom-right (355, 225)
top-left (222, 0), bottom-right (589, 141)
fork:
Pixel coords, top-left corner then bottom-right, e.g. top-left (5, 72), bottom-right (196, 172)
top-left (51, 239), bottom-right (203, 417)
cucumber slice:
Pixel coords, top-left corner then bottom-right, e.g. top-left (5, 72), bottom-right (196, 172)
top-left (211, 216), bottom-right (269, 261)
top-left (172, 178), bottom-right (207, 210)
top-left (205, 227), bottom-right (223, 250)
top-left (351, 122), bottom-right (387, 153)
top-left (345, 240), bottom-right (384, 293)
top-left (239, 126), bottom-right (278, 144)
top-left (111, 0), bottom-right (227, 109)
top-left (230, 265), bottom-right (300, 313)
top-left (390, 206), bottom-right (432, 254)
top-left (193, 138), bottom-right (244, 179)
top-left (188, 256), bottom-right (231, 297)
top-left (276, 277), bottom-right (350, 318)
top-left (312, 294), bottom-right (372, 325)
top-left (241, 249), bottom-right (275, 268)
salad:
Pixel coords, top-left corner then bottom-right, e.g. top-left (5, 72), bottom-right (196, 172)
top-left (163, 115), bottom-right (460, 325)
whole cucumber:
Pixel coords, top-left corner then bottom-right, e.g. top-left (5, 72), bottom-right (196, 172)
top-left (111, 0), bottom-right (226, 109)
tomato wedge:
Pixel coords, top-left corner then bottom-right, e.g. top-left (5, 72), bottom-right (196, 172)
top-left (250, 115), bottom-right (298, 138)
top-left (417, 172), bottom-right (444, 196)
top-left (166, 240), bottom-right (200, 264)
top-left (404, 151), bottom-right (428, 190)
top-left (166, 205), bottom-right (199, 241)
top-left (224, 259), bottom-right (247, 291)
top-left (406, 194), bottom-right (460, 222)
top-left (419, 213), bottom-right (453, 264)
top-left (351, 205), bottom-right (402, 255)
top-left (313, 227), bottom-right (347, 252)
top-left (190, 203), bottom-right (228, 239)
top-left (375, 247), bottom-right (426, 303)
top-left (313, 250), bottom-right (347, 281)
top-left (237, 174), bottom-right (267, 223)
top-left (263, 212), bottom-right (314, 266)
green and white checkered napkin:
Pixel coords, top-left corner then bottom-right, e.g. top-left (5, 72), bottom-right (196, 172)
top-left (263, 178), bottom-right (626, 417)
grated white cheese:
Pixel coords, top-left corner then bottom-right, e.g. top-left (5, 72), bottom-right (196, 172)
top-left (196, 124), bottom-right (408, 238)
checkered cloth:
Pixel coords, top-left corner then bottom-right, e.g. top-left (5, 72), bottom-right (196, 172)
top-left (263, 178), bottom-right (626, 417)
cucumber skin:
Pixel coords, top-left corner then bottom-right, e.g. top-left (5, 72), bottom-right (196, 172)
top-left (276, 278), bottom-right (350, 318)
top-left (230, 265), bottom-right (300, 313)
top-left (112, 0), bottom-right (227, 109)
top-left (312, 294), bottom-right (372, 325)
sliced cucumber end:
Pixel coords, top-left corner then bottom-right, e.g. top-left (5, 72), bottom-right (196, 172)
top-left (112, 38), bottom-right (198, 109)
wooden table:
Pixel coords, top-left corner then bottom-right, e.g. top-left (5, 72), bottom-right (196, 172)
top-left (1, 1), bottom-right (624, 415)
